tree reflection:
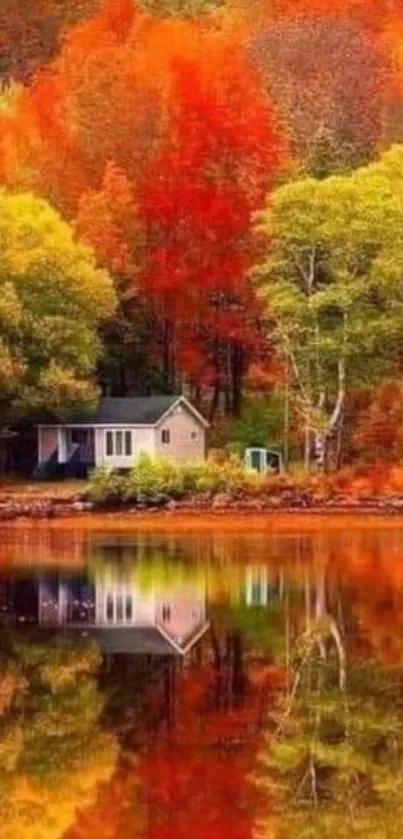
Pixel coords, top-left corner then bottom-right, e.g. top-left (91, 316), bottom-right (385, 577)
top-left (256, 568), bottom-right (403, 839)
top-left (3, 526), bottom-right (403, 838)
top-left (66, 633), bottom-right (276, 839)
top-left (0, 632), bottom-right (117, 839)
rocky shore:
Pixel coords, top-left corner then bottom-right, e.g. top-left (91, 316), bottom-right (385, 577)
top-left (0, 495), bottom-right (95, 520)
top-left (2, 488), bottom-right (403, 520)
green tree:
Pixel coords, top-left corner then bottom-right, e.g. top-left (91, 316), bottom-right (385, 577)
top-left (0, 190), bottom-right (115, 426)
top-left (255, 146), bottom-right (403, 470)
top-left (228, 394), bottom-right (284, 451)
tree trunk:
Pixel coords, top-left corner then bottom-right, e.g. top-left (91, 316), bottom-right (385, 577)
top-left (211, 628), bottom-right (224, 710)
top-left (304, 425), bottom-right (311, 472)
top-left (335, 408), bottom-right (344, 470)
top-left (162, 320), bottom-right (172, 391)
top-left (314, 430), bottom-right (327, 470)
top-left (231, 631), bottom-right (246, 705)
top-left (284, 364), bottom-right (290, 471)
top-left (209, 381), bottom-right (221, 422)
top-left (230, 342), bottom-right (243, 417)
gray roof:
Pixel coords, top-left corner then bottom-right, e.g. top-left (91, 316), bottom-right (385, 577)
top-left (41, 396), bottom-right (182, 426)
top-left (74, 627), bottom-right (180, 656)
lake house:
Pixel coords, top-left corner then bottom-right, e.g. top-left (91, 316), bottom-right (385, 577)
top-left (36, 394), bottom-right (209, 477)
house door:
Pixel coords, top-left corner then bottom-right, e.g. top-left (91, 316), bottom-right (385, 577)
top-left (250, 449), bottom-right (264, 473)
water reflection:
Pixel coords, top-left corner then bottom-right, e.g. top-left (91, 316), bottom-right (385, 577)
top-left (0, 568), bottom-right (209, 657)
top-left (1, 523), bottom-right (403, 838)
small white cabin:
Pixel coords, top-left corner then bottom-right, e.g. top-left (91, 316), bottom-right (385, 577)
top-left (36, 395), bottom-right (209, 477)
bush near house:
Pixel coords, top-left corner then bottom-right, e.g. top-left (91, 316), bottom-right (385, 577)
top-left (87, 453), bottom-right (403, 509)
top-left (87, 452), bottom-right (270, 506)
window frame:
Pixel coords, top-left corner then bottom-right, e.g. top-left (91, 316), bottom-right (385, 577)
top-left (104, 429), bottom-right (134, 459)
top-left (161, 429), bottom-right (170, 445)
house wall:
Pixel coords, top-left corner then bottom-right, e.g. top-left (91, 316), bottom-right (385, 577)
top-left (95, 582), bottom-right (156, 625)
top-left (95, 426), bottom-right (156, 469)
top-left (38, 428), bottom-right (58, 463)
top-left (94, 574), bottom-right (206, 641)
top-left (156, 588), bottom-right (206, 644)
top-left (155, 405), bottom-right (205, 463)
top-left (39, 404), bottom-right (206, 469)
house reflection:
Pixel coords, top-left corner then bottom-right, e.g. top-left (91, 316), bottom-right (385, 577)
top-left (0, 570), bottom-right (210, 657)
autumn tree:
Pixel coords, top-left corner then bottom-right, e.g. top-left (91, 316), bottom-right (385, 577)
top-left (0, 0), bottom-right (102, 87)
top-left (137, 0), bottom-right (225, 16)
top-left (249, 16), bottom-right (388, 176)
top-left (0, 189), bottom-right (115, 427)
top-left (264, 0), bottom-right (402, 25)
top-left (0, 0), bottom-right (280, 416)
top-left (255, 146), bottom-right (403, 470)
top-left (0, 632), bottom-right (117, 839)
top-left (353, 380), bottom-right (403, 462)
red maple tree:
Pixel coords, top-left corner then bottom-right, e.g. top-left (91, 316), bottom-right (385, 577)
top-left (0, 0), bottom-right (281, 413)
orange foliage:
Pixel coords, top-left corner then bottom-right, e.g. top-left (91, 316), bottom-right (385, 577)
top-left (77, 162), bottom-right (139, 280)
top-left (267, 0), bottom-right (401, 26)
top-left (0, 0), bottom-right (280, 398)
top-left (353, 381), bottom-right (403, 463)
top-left (1, 0), bottom-right (403, 408)
top-left (66, 659), bottom-right (273, 839)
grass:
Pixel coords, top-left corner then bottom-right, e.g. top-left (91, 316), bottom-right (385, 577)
top-left (0, 479), bottom-right (88, 499)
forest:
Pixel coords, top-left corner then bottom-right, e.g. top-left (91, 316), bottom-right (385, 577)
top-left (1, 0), bottom-right (403, 471)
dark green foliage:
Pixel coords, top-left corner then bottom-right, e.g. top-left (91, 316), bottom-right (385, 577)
top-left (228, 395), bottom-right (284, 450)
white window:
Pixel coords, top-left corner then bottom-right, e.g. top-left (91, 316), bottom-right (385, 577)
top-left (104, 429), bottom-right (133, 458)
top-left (161, 429), bottom-right (170, 444)
top-left (104, 587), bottom-right (134, 624)
top-left (106, 431), bottom-right (113, 457)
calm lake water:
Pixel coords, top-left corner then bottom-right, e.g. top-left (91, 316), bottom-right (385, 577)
top-left (2, 518), bottom-right (403, 839)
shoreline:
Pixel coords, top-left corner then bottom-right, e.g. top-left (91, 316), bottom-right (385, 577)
top-left (2, 493), bottom-right (403, 526)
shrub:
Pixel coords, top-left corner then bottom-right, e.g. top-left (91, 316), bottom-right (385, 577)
top-left (86, 467), bottom-right (124, 505)
top-left (191, 454), bottom-right (260, 495)
top-left (87, 452), bottom-right (264, 505)
top-left (123, 453), bottom-right (185, 502)
top-left (180, 461), bottom-right (206, 492)
top-left (87, 454), bottom-right (403, 508)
